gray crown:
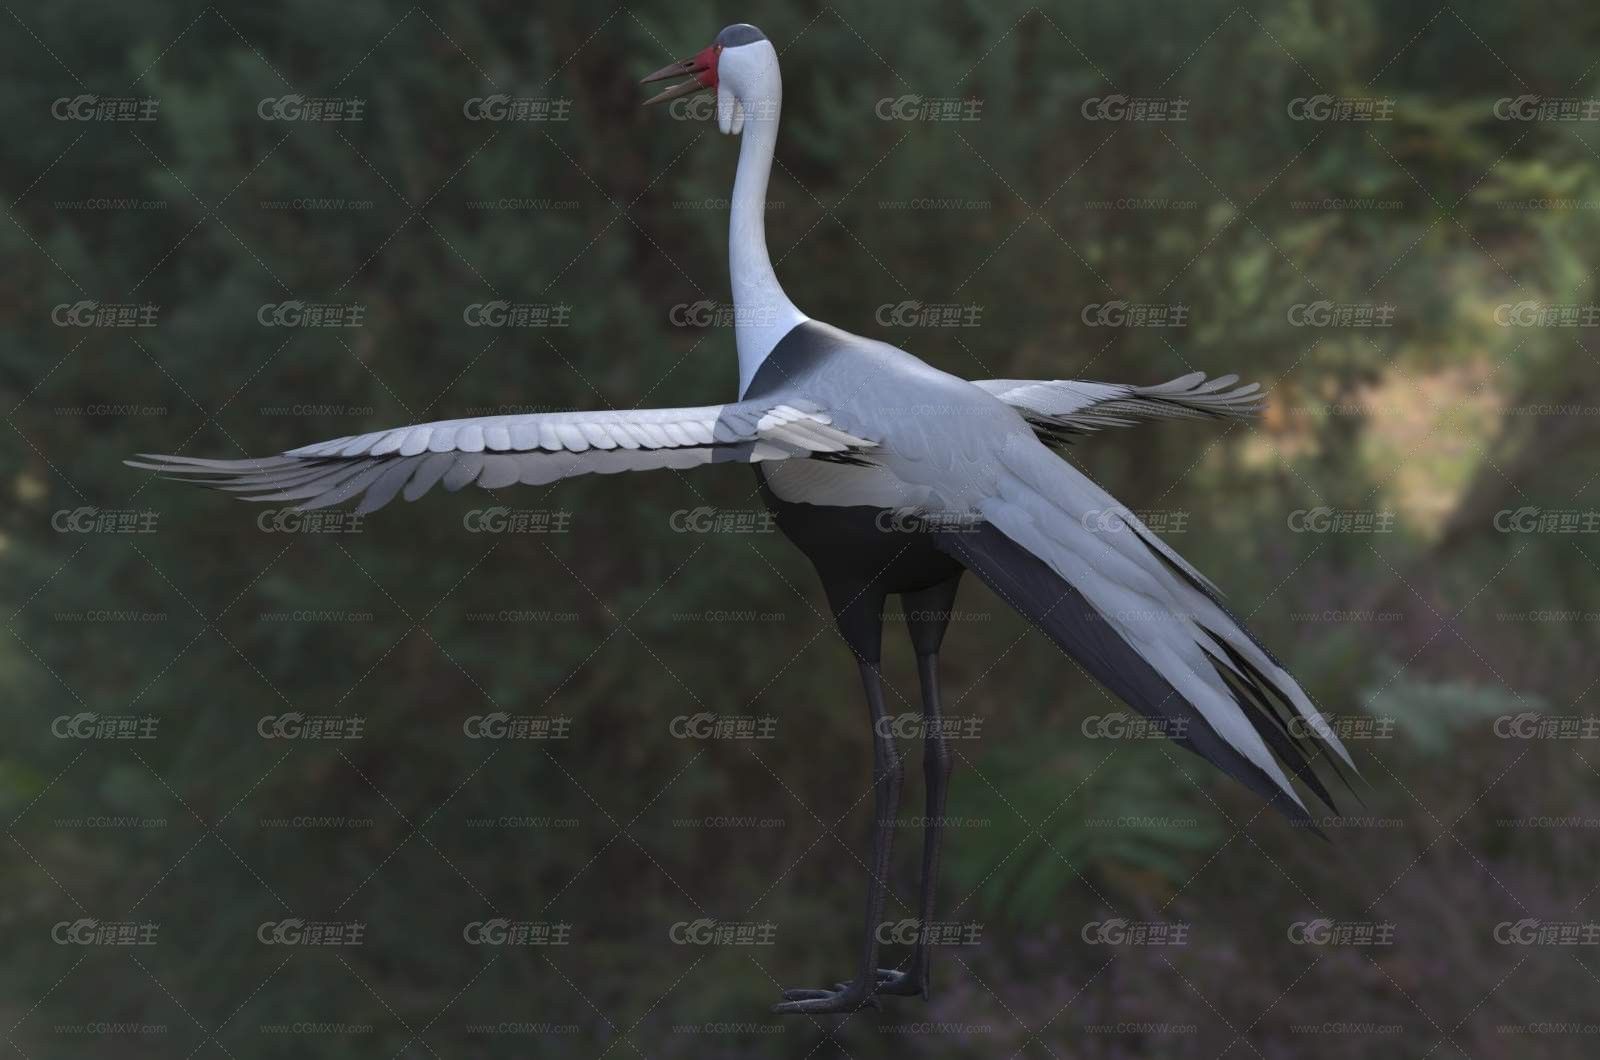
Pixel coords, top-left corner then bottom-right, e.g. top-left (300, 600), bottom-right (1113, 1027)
top-left (715, 24), bottom-right (766, 48)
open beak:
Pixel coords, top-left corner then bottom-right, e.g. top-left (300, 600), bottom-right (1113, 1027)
top-left (640, 45), bottom-right (718, 106)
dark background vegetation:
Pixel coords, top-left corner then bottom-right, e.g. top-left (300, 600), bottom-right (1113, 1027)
top-left (5, 1), bottom-right (1600, 1056)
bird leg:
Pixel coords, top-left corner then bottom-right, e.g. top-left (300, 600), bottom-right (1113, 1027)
top-left (874, 649), bottom-right (952, 999)
top-left (874, 576), bottom-right (960, 999)
top-left (773, 656), bottom-right (903, 1014)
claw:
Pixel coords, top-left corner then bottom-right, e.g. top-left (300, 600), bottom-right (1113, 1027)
top-left (779, 987), bottom-right (834, 1001)
top-left (873, 966), bottom-right (925, 997)
top-left (771, 983), bottom-right (880, 1014)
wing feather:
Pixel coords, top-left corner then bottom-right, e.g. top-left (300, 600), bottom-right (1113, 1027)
top-left (300, 462), bottom-right (393, 511)
top-left (356, 461), bottom-right (420, 514)
top-left (129, 399), bottom-right (878, 513)
top-left (970, 371), bottom-right (1263, 442)
top-left (404, 452), bottom-right (458, 501)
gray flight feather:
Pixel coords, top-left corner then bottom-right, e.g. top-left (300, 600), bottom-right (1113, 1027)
top-left (125, 398), bottom-right (878, 514)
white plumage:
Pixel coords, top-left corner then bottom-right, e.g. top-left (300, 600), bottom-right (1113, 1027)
top-left (128, 400), bottom-right (877, 513)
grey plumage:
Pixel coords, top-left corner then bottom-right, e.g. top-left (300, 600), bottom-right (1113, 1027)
top-left (126, 399), bottom-right (876, 514)
top-left (739, 321), bottom-right (1353, 813)
top-left (970, 371), bottom-right (1264, 444)
top-left (127, 341), bottom-right (1352, 810)
top-left (935, 524), bottom-right (1338, 829)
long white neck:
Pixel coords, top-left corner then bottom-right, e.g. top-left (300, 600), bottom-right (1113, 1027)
top-left (726, 58), bottom-right (806, 397)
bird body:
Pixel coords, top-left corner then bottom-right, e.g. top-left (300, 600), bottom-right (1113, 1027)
top-left (752, 320), bottom-right (1028, 511)
top-left (130, 23), bottom-right (1353, 1015)
top-left (745, 317), bottom-right (1350, 808)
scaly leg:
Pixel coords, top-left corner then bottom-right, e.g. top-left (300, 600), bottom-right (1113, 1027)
top-left (773, 657), bottom-right (903, 1014)
top-left (878, 576), bottom-right (960, 999)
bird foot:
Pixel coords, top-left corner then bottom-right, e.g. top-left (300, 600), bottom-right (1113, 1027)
top-left (871, 965), bottom-right (927, 998)
top-left (771, 979), bottom-right (879, 1015)
top-left (771, 968), bottom-right (925, 1013)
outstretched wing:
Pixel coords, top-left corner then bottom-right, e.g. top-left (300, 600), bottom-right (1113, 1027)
top-left (127, 399), bottom-right (877, 514)
top-left (970, 371), bottom-right (1262, 444)
top-left (937, 436), bottom-right (1357, 826)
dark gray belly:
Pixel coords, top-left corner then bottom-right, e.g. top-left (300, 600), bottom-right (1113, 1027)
top-left (754, 467), bottom-right (963, 593)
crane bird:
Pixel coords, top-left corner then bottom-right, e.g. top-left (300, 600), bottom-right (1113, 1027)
top-left (130, 23), bottom-right (1354, 1014)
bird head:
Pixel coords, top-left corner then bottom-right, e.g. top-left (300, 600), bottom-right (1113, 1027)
top-left (640, 23), bottom-right (777, 135)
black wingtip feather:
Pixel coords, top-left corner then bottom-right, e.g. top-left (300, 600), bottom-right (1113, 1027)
top-left (936, 523), bottom-right (1327, 832)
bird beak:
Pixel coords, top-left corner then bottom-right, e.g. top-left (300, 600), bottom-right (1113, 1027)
top-left (640, 45), bottom-right (718, 106)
